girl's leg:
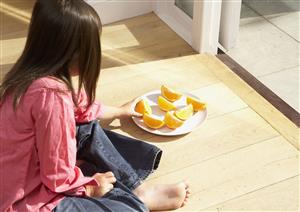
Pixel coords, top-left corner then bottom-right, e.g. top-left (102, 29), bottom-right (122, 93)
top-left (75, 121), bottom-right (191, 210)
top-left (102, 129), bottom-right (162, 181)
top-left (76, 121), bottom-right (162, 190)
top-left (53, 185), bottom-right (148, 212)
top-left (101, 124), bottom-right (191, 210)
top-left (76, 121), bottom-right (143, 189)
top-left (133, 181), bottom-right (191, 211)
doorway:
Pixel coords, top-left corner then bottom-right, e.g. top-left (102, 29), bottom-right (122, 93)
top-left (226, 0), bottom-right (300, 114)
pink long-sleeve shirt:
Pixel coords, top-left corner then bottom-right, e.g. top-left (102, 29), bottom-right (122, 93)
top-left (0, 76), bottom-right (104, 211)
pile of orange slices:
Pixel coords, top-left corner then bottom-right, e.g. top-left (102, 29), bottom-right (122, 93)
top-left (134, 85), bottom-right (206, 130)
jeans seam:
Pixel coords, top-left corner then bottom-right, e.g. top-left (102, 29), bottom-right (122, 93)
top-left (139, 148), bottom-right (162, 181)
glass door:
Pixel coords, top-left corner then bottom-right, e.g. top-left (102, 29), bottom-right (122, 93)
top-left (175, 0), bottom-right (194, 18)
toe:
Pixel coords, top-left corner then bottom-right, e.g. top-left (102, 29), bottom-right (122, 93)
top-left (181, 199), bottom-right (188, 207)
top-left (182, 199), bottom-right (188, 206)
top-left (184, 180), bottom-right (190, 188)
top-left (186, 187), bottom-right (191, 194)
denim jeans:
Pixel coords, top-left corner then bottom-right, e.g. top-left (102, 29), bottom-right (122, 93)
top-left (53, 120), bottom-right (162, 212)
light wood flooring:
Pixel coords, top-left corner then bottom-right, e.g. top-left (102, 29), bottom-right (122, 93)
top-left (1, 1), bottom-right (299, 211)
top-left (0, 0), bottom-right (195, 78)
top-left (98, 54), bottom-right (299, 212)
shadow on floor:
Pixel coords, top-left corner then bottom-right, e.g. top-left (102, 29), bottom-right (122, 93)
top-left (1, 2), bottom-right (196, 72)
top-left (101, 12), bottom-right (196, 69)
top-left (100, 117), bottom-right (187, 143)
top-left (0, 0), bottom-right (34, 40)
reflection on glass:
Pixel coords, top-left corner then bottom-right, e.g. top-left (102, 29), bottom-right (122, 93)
top-left (175, 0), bottom-right (194, 18)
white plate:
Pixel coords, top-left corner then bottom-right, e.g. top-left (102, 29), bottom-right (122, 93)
top-left (131, 90), bottom-right (207, 136)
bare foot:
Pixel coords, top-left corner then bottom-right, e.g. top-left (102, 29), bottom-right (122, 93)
top-left (133, 181), bottom-right (190, 211)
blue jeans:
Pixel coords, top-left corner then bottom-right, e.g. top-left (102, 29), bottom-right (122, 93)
top-left (53, 121), bottom-right (162, 212)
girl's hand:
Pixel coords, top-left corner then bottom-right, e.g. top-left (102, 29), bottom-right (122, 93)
top-left (85, 172), bottom-right (117, 198)
top-left (99, 99), bottom-right (142, 122)
top-left (119, 99), bottom-right (142, 118)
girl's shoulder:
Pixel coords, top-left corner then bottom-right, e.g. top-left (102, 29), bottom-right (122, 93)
top-left (28, 76), bottom-right (70, 94)
top-left (22, 76), bottom-right (73, 109)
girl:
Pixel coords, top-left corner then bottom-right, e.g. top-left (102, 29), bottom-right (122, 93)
top-left (0, 0), bottom-right (190, 211)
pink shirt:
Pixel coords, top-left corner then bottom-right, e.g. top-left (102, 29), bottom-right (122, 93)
top-left (0, 76), bottom-right (104, 211)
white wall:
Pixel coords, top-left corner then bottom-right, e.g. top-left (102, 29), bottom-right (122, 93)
top-left (87, 0), bottom-right (153, 25)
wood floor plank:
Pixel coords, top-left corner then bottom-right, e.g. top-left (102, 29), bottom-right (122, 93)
top-left (0, 37), bottom-right (25, 65)
top-left (205, 175), bottom-right (299, 211)
top-left (101, 12), bottom-right (195, 69)
top-left (0, 13), bottom-right (29, 40)
top-left (189, 83), bottom-right (248, 119)
top-left (99, 55), bottom-right (216, 86)
top-left (147, 136), bottom-right (299, 211)
top-left (0, 11), bottom-right (196, 76)
top-left (97, 56), bottom-right (219, 107)
top-left (146, 108), bottom-right (280, 179)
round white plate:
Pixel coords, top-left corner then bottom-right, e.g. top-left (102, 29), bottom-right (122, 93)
top-left (131, 90), bottom-right (207, 136)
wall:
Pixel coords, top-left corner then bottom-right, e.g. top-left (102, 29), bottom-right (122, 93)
top-left (87, 0), bottom-right (153, 25)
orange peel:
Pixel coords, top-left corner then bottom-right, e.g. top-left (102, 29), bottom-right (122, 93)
top-left (161, 85), bottom-right (182, 102)
top-left (186, 96), bottom-right (206, 111)
top-left (135, 99), bottom-right (152, 115)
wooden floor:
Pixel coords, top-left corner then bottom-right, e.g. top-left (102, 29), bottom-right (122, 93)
top-left (0, 0), bottom-right (195, 78)
top-left (1, 1), bottom-right (299, 211)
top-left (98, 54), bottom-right (299, 212)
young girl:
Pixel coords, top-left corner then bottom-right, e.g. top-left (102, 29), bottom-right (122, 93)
top-left (0, 0), bottom-right (190, 211)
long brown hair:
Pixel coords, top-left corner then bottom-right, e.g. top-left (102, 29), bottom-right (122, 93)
top-left (0, 0), bottom-right (102, 109)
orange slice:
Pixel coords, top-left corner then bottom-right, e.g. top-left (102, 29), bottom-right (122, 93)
top-left (186, 96), bottom-right (206, 111)
top-left (164, 111), bottom-right (184, 129)
top-left (158, 96), bottom-right (177, 112)
top-left (175, 104), bottom-right (193, 120)
top-left (161, 85), bottom-right (182, 102)
top-left (135, 99), bottom-right (152, 115)
top-left (143, 113), bottom-right (164, 129)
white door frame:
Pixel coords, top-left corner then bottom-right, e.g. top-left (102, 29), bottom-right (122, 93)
top-left (219, 0), bottom-right (242, 50)
top-left (154, 1), bottom-right (193, 45)
top-left (192, 0), bottom-right (222, 53)
top-left (154, 0), bottom-right (223, 54)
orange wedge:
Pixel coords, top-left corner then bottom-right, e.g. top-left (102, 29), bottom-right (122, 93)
top-left (161, 85), bottom-right (182, 102)
top-left (164, 111), bottom-right (184, 129)
top-left (175, 104), bottom-right (193, 120)
top-left (158, 96), bottom-right (177, 112)
top-left (186, 96), bottom-right (206, 111)
top-left (143, 113), bottom-right (164, 129)
top-left (135, 99), bottom-right (152, 115)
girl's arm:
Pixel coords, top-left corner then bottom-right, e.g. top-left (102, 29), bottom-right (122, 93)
top-left (33, 89), bottom-right (98, 196)
top-left (99, 101), bottom-right (142, 121)
top-left (74, 89), bottom-right (141, 123)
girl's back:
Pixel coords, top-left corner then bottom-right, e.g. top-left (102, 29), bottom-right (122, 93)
top-left (0, 1), bottom-right (102, 208)
top-left (0, 77), bottom-right (77, 211)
